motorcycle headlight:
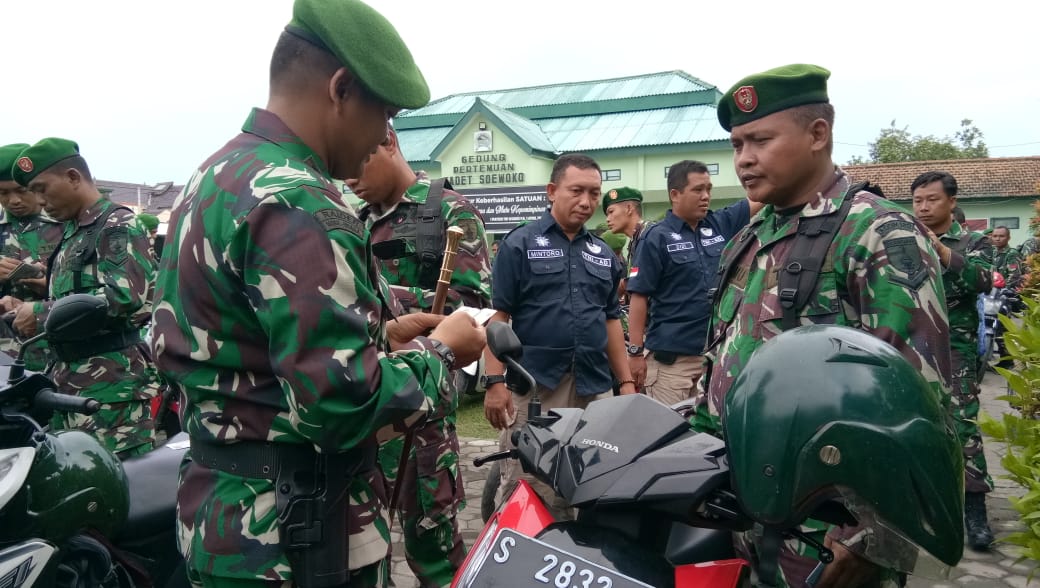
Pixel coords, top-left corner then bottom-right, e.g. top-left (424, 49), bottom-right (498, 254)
top-left (983, 298), bottom-right (1003, 314)
top-left (0, 447), bottom-right (36, 512)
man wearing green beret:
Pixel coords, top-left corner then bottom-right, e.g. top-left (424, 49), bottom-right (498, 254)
top-left (0, 143), bottom-right (63, 368)
top-left (6, 137), bottom-right (162, 459)
top-left (150, 1), bottom-right (486, 586)
top-left (603, 186), bottom-right (646, 277)
top-left (702, 64), bottom-right (953, 586)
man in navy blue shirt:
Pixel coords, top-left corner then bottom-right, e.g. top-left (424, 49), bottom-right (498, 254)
top-left (627, 160), bottom-right (762, 406)
top-left (483, 153), bottom-right (635, 517)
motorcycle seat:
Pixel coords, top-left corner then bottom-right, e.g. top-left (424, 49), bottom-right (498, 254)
top-left (114, 433), bottom-right (188, 543)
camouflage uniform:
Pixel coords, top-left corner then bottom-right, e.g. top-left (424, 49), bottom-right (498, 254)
top-left (702, 170), bottom-right (952, 587)
top-left (152, 108), bottom-right (455, 586)
top-left (0, 211), bottom-right (63, 369)
top-left (38, 198), bottom-right (159, 458)
top-left (938, 220), bottom-right (994, 493)
top-left (993, 245), bottom-right (1024, 289)
top-left (1019, 236), bottom-right (1040, 260)
top-left (359, 177), bottom-right (491, 586)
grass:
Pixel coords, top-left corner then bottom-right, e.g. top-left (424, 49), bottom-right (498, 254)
top-left (455, 392), bottom-right (498, 440)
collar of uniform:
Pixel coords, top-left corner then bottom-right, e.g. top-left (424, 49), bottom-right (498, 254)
top-left (939, 220), bottom-right (966, 241)
top-left (779, 167), bottom-right (848, 221)
top-left (660, 210), bottom-right (691, 234)
top-left (533, 209), bottom-right (590, 240)
top-left (76, 197), bottom-right (115, 228)
top-left (401, 179), bottom-right (431, 205)
top-left (241, 108), bottom-right (330, 178)
top-left (358, 180), bottom-right (429, 223)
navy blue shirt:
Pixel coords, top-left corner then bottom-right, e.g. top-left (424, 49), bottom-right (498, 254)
top-left (627, 200), bottom-right (750, 355)
top-left (492, 211), bottom-right (623, 396)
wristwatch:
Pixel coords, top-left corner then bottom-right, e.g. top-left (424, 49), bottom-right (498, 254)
top-left (429, 339), bottom-right (456, 369)
top-left (626, 344), bottom-right (645, 356)
top-left (481, 374), bottom-right (506, 388)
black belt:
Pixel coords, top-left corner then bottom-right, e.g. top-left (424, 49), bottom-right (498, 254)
top-left (189, 439), bottom-right (377, 480)
top-left (52, 329), bottom-right (142, 362)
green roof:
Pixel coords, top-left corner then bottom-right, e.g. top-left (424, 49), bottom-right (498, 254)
top-left (395, 70), bottom-right (729, 163)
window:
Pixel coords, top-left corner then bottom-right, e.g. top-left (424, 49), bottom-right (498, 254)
top-left (664, 164), bottom-right (720, 177)
top-left (601, 169), bottom-right (621, 181)
top-left (991, 217), bottom-right (1020, 230)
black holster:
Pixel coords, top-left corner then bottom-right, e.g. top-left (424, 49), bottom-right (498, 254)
top-left (652, 350), bottom-right (678, 365)
top-left (190, 439), bottom-right (376, 588)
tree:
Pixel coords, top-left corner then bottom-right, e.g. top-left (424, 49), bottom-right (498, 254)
top-left (848, 119), bottom-right (989, 164)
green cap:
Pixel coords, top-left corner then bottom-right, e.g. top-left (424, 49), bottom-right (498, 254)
top-left (599, 230), bottom-right (627, 252)
top-left (0, 143), bottom-right (31, 183)
top-left (602, 186), bottom-right (642, 215)
top-left (11, 137), bottom-right (80, 187)
top-left (286, 0), bottom-right (430, 110)
top-left (717, 64), bottom-right (831, 131)
top-left (137, 213), bottom-right (160, 231)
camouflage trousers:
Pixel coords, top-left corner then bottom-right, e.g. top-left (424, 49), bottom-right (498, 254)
top-left (378, 417), bottom-right (465, 587)
top-left (60, 399), bottom-right (155, 458)
top-left (950, 349), bottom-right (992, 493)
top-left (185, 560), bottom-right (387, 587)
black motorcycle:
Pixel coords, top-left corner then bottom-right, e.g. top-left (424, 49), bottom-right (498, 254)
top-left (0, 294), bottom-right (188, 588)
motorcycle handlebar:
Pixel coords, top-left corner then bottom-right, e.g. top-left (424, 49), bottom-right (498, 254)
top-left (36, 388), bottom-right (100, 415)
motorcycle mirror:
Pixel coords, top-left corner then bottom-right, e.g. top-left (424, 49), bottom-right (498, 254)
top-left (487, 321), bottom-right (523, 362)
top-left (44, 294), bottom-right (110, 341)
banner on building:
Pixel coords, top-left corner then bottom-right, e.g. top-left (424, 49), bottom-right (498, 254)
top-left (458, 185), bottom-right (549, 234)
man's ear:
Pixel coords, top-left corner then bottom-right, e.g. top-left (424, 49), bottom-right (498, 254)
top-left (329, 67), bottom-right (357, 105)
top-left (546, 182), bottom-right (557, 204)
top-left (808, 118), bottom-right (830, 154)
top-left (65, 168), bottom-right (82, 187)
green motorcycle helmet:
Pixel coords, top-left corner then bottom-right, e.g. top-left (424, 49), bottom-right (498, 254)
top-left (723, 325), bottom-right (964, 569)
top-left (0, 431), bottom-right (129, 543)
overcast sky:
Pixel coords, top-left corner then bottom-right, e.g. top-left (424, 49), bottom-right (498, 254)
top-left (3, 0), bottom-right (1038, 185)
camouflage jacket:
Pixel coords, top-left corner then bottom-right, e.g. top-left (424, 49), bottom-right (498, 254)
top-left (33, 198), bottom-right (157, 402)
top-left (705, 170), bottom-right (952, 418)
top-left (993, 245), bottom-right (1024, 289)
top-left (152, 108), bottom-right (453, 578)
top-left (0, 212), bottom-right (62, 300)
top-left (1020, 236), bottom-right (1040, 260)
top-left (358, 178), bottom-right (492, 313)
top-left (938, 221), bottom-right (993, 356)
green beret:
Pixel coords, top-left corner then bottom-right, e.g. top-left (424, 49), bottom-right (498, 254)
top-left (602, 186), bottom-right (643, 214)
top-left (137, 213), bottom-right (160, 231)
top-left (286, 0), bottom-right (430, 110)
top-left (11, 137), bottom-right (80, 187)
top-left (0, 143), bottom-right (30, 183)
top-left (717, 64), bottom-right (831, 131)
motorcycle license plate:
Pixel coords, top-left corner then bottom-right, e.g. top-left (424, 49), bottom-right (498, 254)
top-left (469, 528), bottom-right (652, 588)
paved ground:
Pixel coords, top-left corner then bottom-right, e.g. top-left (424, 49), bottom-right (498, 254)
top-left (390, 370), bottom-right (1036, 587)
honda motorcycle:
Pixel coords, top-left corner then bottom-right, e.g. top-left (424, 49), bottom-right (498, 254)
top-left (980, 270), bottom-right (1020, 374)
top-left (457, 322), bottom-right (965, 587)
top-left (0, 294), bottom-right (188, 588)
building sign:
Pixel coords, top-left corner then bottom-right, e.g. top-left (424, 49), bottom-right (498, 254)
top-left (459, 185), bottom-right (548, 233)
top-left (450, 154), bottom-right (526, 187)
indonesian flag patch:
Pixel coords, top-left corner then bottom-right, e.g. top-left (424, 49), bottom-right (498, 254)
top-left (629, 267), bottom-right (639, 279)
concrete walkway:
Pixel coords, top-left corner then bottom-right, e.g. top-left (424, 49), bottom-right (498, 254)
top-left (391, 370), bottom-right (1036, 587)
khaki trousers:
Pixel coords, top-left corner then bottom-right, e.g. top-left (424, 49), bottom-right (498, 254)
top-left (643, 353), bottom-right (705, 408)
top-left (498, 372), bottom-right (612, 520)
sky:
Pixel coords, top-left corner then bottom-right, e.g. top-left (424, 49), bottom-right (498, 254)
top-left (3, 0), bottom-right (1038, 185)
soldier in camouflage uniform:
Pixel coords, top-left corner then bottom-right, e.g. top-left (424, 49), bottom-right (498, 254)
top-left (349, 126), bottom-right (491, 586)
top-left (7, 138), bottom-right (160, 459)
top-left (911, 170), bottom-right (996, 550)
top-left (0, 142), bottom-right (63, 368)
top-left (151, 2), bottom-right (485, 586)
top-left (990, 225), bottom-right (1024, 289)
top-left (603, 186), bottom-right (646, 300)
top-left (704, 65), bottom-right (953, 587)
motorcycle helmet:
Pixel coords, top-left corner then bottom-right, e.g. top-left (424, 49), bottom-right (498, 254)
top-left (723, 325), bottom-right (963, 569)
top-left (0, 431), bottom-right (129, 543)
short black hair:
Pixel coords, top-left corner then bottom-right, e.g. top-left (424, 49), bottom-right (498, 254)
top-left (952, 206), bottom-right (966, 224)
top-left (667, 160), bottom-right (710, 192)
top-left (993, 225), bottom-right (1010, 235)
top-left (789, 103), bottom-right (835, 153)
top-left (269, 30), bottom-right (342, 90)
top-left (551, 153), bottom-right (600, 184)
top-left (910, 171), bottom-right (958, 198)
top-left (52, 155), bottom-right (93, 184)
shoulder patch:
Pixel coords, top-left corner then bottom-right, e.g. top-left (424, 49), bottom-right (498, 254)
top-left (874, 219), bottom-right (915, 237)
top-left (457, 217), bottom-right (480, 243)
top-left (103, 226), bottom-right (129, 266)
top-left (883, 236), bottom-right (927, 290)
top-left (314, 209), bottom-right (364, 238)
